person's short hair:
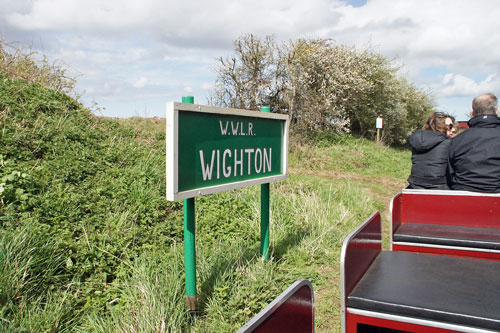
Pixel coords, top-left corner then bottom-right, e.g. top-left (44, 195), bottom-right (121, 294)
top-left (423, 112), bottom-right (454, 135)
top-left (472, 93), bottom-right (498, 116)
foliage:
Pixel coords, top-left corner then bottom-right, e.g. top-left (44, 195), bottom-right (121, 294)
top-left (210, 35), bottom-right (436, 145)
top-left (0, 40), bottom-right (76, 95)
top-left (209, 34), bottom-right (280, 111)
top-left (0, 222), bottom-right (77, 332)
top-left (0, 69), bottom-right (183, 329)
top-left (80, 247), bottom-right (188, 333)
top-left (0, 40), bottom-right (412, 332)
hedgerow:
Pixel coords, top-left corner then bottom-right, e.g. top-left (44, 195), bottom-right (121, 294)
top-left (210, 35), bottom-right (436, 145)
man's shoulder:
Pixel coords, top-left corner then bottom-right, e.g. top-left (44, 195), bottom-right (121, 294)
top-left (451, 125), bottom-right (500, 149)
top-left (450, 127), bottom-right (478, 152)
top-left (451, 128), bottom-right (473, 144)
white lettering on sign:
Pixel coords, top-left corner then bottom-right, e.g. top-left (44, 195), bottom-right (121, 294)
top-left (255, 148), bottom-right (262, 173)
top-left (223, 149), bottom-right (232, 177)
top-left (231, 122), bottom-right (239, 135)
top-left (200, 150), bottom-right (216, 181)
top-left (216, 149), bottom-right (220, 179)
top-left (199, 148), bottom-right (272, 181)
top-left (264, 148), bottom-right (271, 172)
top-left (234, 148), bottom-right (243, 176)
top-left (245, 148), bottom-right (254, 175)
top-left (220, 121), bottom-right (229, 135)
top-left (219, 120), bottom-right (255, 136)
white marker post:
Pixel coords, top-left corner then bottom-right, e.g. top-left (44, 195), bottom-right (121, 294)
top-left (376, 116), bottom-right (383, 145)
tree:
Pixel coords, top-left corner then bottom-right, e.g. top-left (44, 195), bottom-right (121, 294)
top-left (282, 39), bottom-right (369, 132)
top-left (209, 36), bottom-right (435, 145)
top-left (208, 34), bottom-right (279, 110)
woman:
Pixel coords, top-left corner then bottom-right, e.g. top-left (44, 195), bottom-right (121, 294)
top-left (407, 112), bottom-right (456, 189)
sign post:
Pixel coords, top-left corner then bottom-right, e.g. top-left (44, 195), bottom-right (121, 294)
top-left (260, 106), bottom-right (270, 260)
top-left (376, 115), bottom-right (383, 145)
top-left (181, 96), bottom-right (197, 311)
top-left (167, 101), bottom-right (289, 310)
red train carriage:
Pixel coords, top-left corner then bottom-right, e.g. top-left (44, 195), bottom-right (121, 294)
top-left (342, 211), bottom-right (500, 332)
top-left (390, 189), bottom-right (500, 260)
top-left (242, 190), bottom-right (500, 332)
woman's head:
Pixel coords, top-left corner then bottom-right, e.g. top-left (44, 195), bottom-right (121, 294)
top-left (423, 112), bottom-right (456, 137)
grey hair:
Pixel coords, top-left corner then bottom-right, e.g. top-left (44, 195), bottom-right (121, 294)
top-left (472, 93), bottom-right (498, 116)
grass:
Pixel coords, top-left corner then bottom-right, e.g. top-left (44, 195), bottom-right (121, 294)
top-left (74, 120), bottom-right (408, 332)
top-left (290, 132), bottom-right (411, 179)
top-left (0, 100), bottom-right (410, 331)
top-left (0, 40), bottom-right (413, 331)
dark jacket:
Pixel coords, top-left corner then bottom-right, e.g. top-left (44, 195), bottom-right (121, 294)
top-left (449, 115), bottom-right (500, 192)
top-left (407, 130), bottom-right (451, 189)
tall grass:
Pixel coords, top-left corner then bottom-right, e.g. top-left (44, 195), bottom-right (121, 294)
top-left (0, 39), bottom-right (411, 332)
top-left (0, 41), bottom-right (183, 330)
top-left (0, 222), bottom-right (77, 332)
top-left (290, 133), bottom-right (411, 180)
top-left (67, 174), bottom-right (382, 332)
top-left (0, 39), bottom-right (76, 94)
top-left (81, 246), bottom-right (188, 333)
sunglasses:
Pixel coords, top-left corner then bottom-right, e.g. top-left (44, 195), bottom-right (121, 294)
top-left (447, 123), bottom-right (454, 130)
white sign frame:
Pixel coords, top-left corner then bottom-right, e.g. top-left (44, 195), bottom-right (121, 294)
top-left (166, 102), bottom-right (290, 201)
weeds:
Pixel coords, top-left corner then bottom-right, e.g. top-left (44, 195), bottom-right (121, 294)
top-left (0, 39), bottom-right (410, 331)
top-left (0, 39), bottom-right (76, 95)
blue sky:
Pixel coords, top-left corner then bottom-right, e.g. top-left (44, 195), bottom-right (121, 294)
top-left (2, 0), bottom-right (500, 121)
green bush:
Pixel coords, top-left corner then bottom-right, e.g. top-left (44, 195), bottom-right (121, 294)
top-left (0, 71), bottom-right (183, 327)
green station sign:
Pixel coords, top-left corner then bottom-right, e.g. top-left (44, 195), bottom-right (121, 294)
top-left (167, 102), bottom-right (289, 201)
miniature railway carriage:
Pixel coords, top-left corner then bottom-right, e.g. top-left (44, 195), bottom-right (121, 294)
top-left (390, 189), bottom-right (500, 260)
top-left (342, 209), bottom-right (500, 332)
top-left (237, 280), bottom-right (314, 333)
top-left (243, 190), bottom-right (500, 332)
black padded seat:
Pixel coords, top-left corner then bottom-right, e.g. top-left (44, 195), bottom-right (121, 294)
top-left (347, 251), bottom-right (500, 331)
top-left (393, 223), bottom-right (500, 250)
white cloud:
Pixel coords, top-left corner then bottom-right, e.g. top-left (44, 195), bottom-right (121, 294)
top-left (3, 0), bottom-right (500, 119)
top-left (440, 73), bottom-right (499, 97)
top-left (5, 0), bottom-right (340, 48)
top-left (6, 0), bottom-right (151, 32)
top-left (133, 76), bottom-right (148, 89)
top-left (330, 0), bottom-right (500, 75)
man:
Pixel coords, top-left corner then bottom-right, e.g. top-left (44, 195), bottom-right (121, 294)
top-left (449, 93), bottom-right (500, 192)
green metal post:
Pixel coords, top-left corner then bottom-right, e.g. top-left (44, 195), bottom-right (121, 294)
top-left (182, 96), bottom-right (197, 310)
top-left (260, 106), bottom-right (271, 260)
top-left (182, 96), bottom-right (194, 104)
top-left (184, 197), bottom-right (196, 310)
